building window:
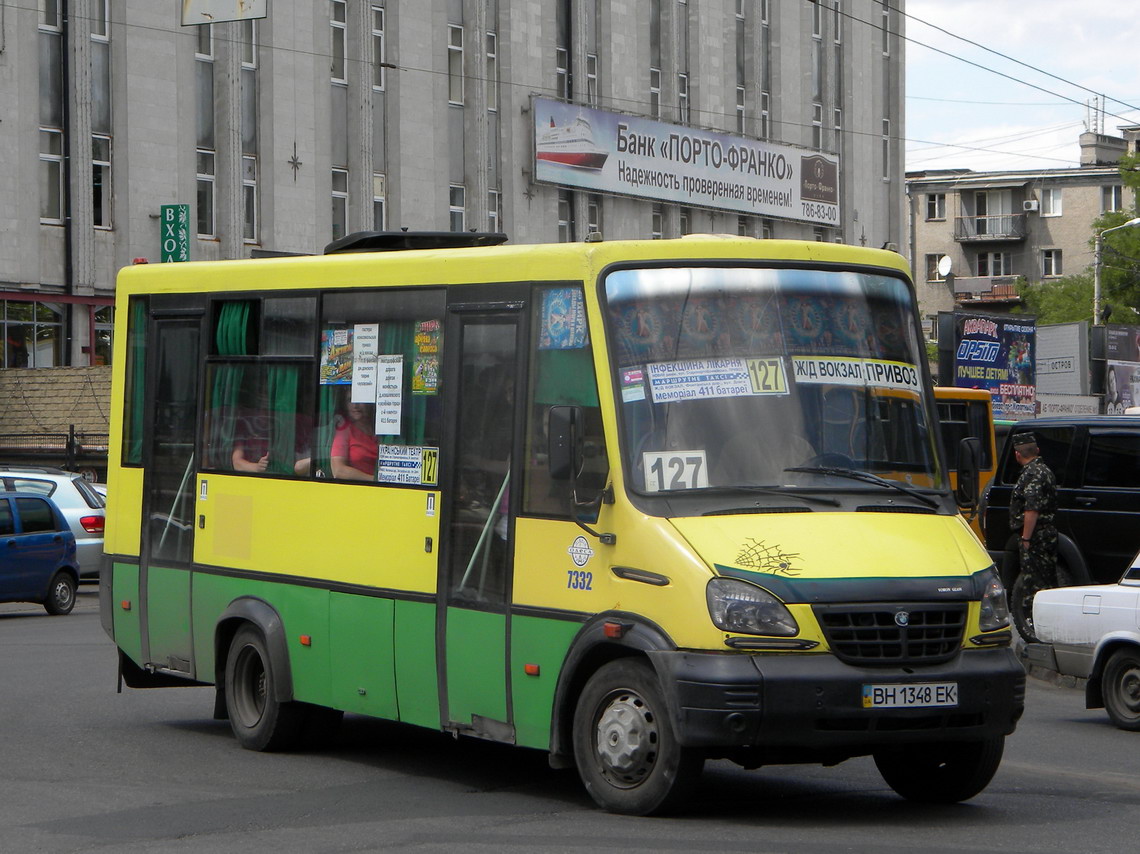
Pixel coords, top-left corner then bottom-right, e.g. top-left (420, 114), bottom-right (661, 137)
top-left (241, 18), bottom-right (257, 67)
top-left (488, 189), bottom-right (502, 233)
top-left (331, 168), bottom-right (348, 240)
top-left (486, 31), bottom-right (498, 111)
top-left (372, 5), bottom-right (386, 90)
top-left (678, 72), bottom-right (690, 124)
top-left (1042, 249), bottom-right (1063, 278)
top-left (197, 149), bottom-right (215, 238)
top-left (833, 108), bottom-right (843, 144)
top-left (735, 2), bottom-right (745, 133)
top-left (1041, 187), bottom-right (1062, 216)
top-left (586, 54), bottom-right (599, 106)
top-left (651, 68), bottom-right (662, 120)
top-left (736, 86), bottom-right (746, 134)
top-left (587, 194), bottom-right (602, 238)
top-left (925, 254), bottom-right (945, 282)
top-left (812, 103), bottom-right (823, 151)
top-left (833, 0), bottom-right (842, 43)
top-left (331, 0), bottom-right (347, 84)
top-left (812, 0), bottom-right (823, 37)
top-left (651, 0), bottom-right (662, 119)
top-left (761, 218), bottom-right (773, 240)
top-left (737, 216), bottom-right (750, 236)
top-left (242, 155), bottom-right (258, 243)
top-left (40, 128), bottom-right (64, 223)
top-left (449, 185), bottom-right (466, 232)
top-left (1, 300), bottom-right (64, 369)
top-left (558, 190), bottom-right (575, 242)
top-left (680, 207), bottom-right (692, 235)
top-left (881, 0), bottom-right (890, 56)
top-left (373, 173), bottom-right (387, 231)
top-left (40, 0), bottom-right (62, 29)
top-left (448, 25), bottom-right (464, 104)
top-left (926, 193), bottom-right (946, 220)
top-left (94, 305), bottom-right (113, 366)
top-left (651, 204), bottom-right (663, 239)
top-left (92, 134), bottom-right (112, 229)
top-left (1102, 185), bottom-right (1123, 213)
top-left (760, 91), bottom-right (770, 139)
top-left (977, 251), bottom-right (1011, 277)
top-left (881, 119), bottom-right (891, 180)
top-left (91, 0), bottom-right (109, 39)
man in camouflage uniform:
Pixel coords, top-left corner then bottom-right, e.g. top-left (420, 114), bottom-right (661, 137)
top-left (1009, 432), bottom-right (1059, 586)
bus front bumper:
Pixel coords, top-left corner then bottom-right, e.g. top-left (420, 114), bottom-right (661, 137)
top-left (648, 647), bottom-right (1025, 760)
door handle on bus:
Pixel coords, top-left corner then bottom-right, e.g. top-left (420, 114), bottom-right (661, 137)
top-left (1075, 496), bottom-right (1097, 506)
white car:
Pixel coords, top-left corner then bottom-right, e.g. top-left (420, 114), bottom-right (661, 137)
top-left (1030, 555), bottom-right (1140, 731)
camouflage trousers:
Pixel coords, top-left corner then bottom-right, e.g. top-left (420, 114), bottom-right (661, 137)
top-left (1019, 525), bottom-right (1060, 586)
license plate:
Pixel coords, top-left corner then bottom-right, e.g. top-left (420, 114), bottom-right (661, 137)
top-left (862, 682), bottom-right (958, 709)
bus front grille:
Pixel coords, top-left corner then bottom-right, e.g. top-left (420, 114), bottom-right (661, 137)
top-left (813, 603), bottom-right (968, 666)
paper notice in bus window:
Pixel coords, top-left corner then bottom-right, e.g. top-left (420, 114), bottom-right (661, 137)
top-left (791, 356), bottom-right (920, 393)
top-left (377, 444), bottom-right (438, 485)
top-left (621, 368), bottom-right (646, 403)
top-left (645, 357), bottom-right (788, 403)
top-left (351, 323), bottom-right (380, 403)
top-left (375, 355), bottom-right (403, 436)
top-left (538, 287), bottom-right (588, 350)
top-left (412, 320), bottom-right (441, 395)
top-left (320, 328), bottom-right (353, 385)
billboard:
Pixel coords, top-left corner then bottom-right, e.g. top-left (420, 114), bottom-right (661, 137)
top-left (952, 311), bottom-right (1036, 420)
top-left (1105, 324), bottom-right (1140, 413)
top-left (532, 97), bottom-right (840, 227)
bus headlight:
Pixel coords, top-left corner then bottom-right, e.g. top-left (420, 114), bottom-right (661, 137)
top-left (978, 567), bottom-right (1010, 631)
top-left (706, 577), bottom-right (799, 637)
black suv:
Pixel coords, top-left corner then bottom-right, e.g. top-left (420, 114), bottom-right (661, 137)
top-left (984, 415), bottom-right (1140, 589)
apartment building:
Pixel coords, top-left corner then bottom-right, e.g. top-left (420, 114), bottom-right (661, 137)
top-left (907, 130), bottom-right (1139, 334)
top-left (2, 1), bottom-right (906, 370)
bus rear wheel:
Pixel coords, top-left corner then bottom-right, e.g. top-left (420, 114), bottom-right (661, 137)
top-left (225, 625), bottom-right (303, 751)
top-left (874, 736), bottom-right (1004, 803)
top-left (572, 659), bottom-right (703, 815)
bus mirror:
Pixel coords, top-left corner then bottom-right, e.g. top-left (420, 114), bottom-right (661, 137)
top-left (548, 405), bottom-right (582, 481)
top-left (955, 436), bottom-right (981, 510)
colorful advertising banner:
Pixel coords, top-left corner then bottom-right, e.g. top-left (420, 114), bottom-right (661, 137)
top-left (1105, 324), bottom-right (1140, 413)
top-left (532, 97), bottom-right (840, 227)
top-left (953, 311), bottom-right (1036, 420)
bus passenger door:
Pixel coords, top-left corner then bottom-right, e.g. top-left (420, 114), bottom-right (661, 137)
top-left (439, 304), bottom-right (524, 741)
top-left (138, 312), bottom-right (202, 675)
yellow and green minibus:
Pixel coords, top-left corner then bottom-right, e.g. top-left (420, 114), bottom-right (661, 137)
top-left (101, 232), bottom-right (1023, 815)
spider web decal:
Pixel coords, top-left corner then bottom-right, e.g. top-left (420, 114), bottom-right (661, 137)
top-left (735, 538), bottom-right (802, 575)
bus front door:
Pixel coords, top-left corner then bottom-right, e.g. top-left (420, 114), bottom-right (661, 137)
top-left (439, 308), bottom-right (524, 742)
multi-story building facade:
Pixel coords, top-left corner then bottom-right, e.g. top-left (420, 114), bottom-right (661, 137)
top-left (907, 131), bottom-right (1138, 334)
top-left (2, 1), bottom-right (905, 370)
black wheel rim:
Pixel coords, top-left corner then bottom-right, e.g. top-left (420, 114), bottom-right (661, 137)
top-left (1112, 661), bottom-right (1140, 721)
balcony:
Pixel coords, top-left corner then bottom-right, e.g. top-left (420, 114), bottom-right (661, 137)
top-left (952, 276), bottom-right (1021, 304)
top-left (953, 213), bottom-right (1027, 242)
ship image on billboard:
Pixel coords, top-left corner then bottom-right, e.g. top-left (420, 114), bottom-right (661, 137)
top-left (531, 96), bottom-right (840, 227)
top-left (953, 311), bottom-right (1036, 420)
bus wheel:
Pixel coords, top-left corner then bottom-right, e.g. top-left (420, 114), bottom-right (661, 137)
top-left (1102, 648), bottom-right (1140, 731)
top-left (572, 659), bottom-right (703, 815)
top-left (43, 572), bottom-right (76, 616)
top-left (225, 625), bottom-right (303, 751)
top-left (874, 736), bottom-right (1004, 803)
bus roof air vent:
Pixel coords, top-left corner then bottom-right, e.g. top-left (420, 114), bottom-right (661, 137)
top-left (323, 230), bottom-right (509, 254)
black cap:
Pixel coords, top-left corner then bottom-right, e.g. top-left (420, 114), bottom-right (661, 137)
top-left (1012, 432), bottom-right (1036, 447)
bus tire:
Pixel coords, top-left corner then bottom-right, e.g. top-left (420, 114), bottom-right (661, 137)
top-left (1102, 648), bottom-right (1140, 731)
top-left (43, 571), bottom-right (77, 616)
top-left (572, 658), bottom-right (703, 815)
top-left (874, 736), bottom-right (1004, 803)
top-left (225, 624), bottom-right (303, 752)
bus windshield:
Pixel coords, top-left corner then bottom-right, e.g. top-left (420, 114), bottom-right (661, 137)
top-left (603, 265), bottom-right (944, 501)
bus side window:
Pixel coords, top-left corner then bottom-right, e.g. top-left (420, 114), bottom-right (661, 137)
top-left (523, 286), bottom-right (607, 520)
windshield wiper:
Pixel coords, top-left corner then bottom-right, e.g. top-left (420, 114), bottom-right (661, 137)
top-left (697, 485), bottom-right (840, 506)
top-left (783, 466), bottom-right (940, 508)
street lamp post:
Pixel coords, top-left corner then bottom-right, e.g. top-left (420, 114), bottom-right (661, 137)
top-left (1093, 216), bottom-right (1140, 325)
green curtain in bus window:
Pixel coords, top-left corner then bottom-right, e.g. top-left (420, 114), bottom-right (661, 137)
top-left (380, 321), bottom-right (430, 446)
top-left (313, 385), bottom-right (340, 477)
top-left (123, 298), bottom-right (147, 465)
top-left (266, 364), bottom-right (300, 476)
top-left (534, 348), bottom-right (599, 406)
top-left (206, 301), bottom-right (254, 469)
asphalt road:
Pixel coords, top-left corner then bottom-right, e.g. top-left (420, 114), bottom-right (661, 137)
top-left (2, 586), bottom-right (1137, 853)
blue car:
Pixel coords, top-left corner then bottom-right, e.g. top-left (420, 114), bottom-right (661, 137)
top-left (0, 492), bottom-right (80, 615)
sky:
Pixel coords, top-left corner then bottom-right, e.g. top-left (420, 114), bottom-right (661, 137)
top-left (904, 1), bottom-right (1140, 174)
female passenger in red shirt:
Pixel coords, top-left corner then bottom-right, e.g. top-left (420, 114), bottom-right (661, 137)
top-left (330, 401), bottom-right (379, 480)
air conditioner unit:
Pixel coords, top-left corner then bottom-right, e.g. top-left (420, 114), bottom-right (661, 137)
top-left (1023, 199), bottom-right (1040, 212)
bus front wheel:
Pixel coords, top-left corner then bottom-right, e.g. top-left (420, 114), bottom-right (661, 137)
top-left (874, 736), bottom-right (1004, 803)
top-left (572, 658), bottom-right (703, 815)
top-left (224, 624), bottom-right (303, 751)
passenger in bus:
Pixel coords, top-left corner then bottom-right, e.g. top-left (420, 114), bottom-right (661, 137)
top-left (330, 400), bottom-right (380, 480)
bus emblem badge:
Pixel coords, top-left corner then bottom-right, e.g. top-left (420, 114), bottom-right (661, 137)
top-left (894, 611), bottom-right (910, 627)
top-left (568, 536), bottom-right (595, 567)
